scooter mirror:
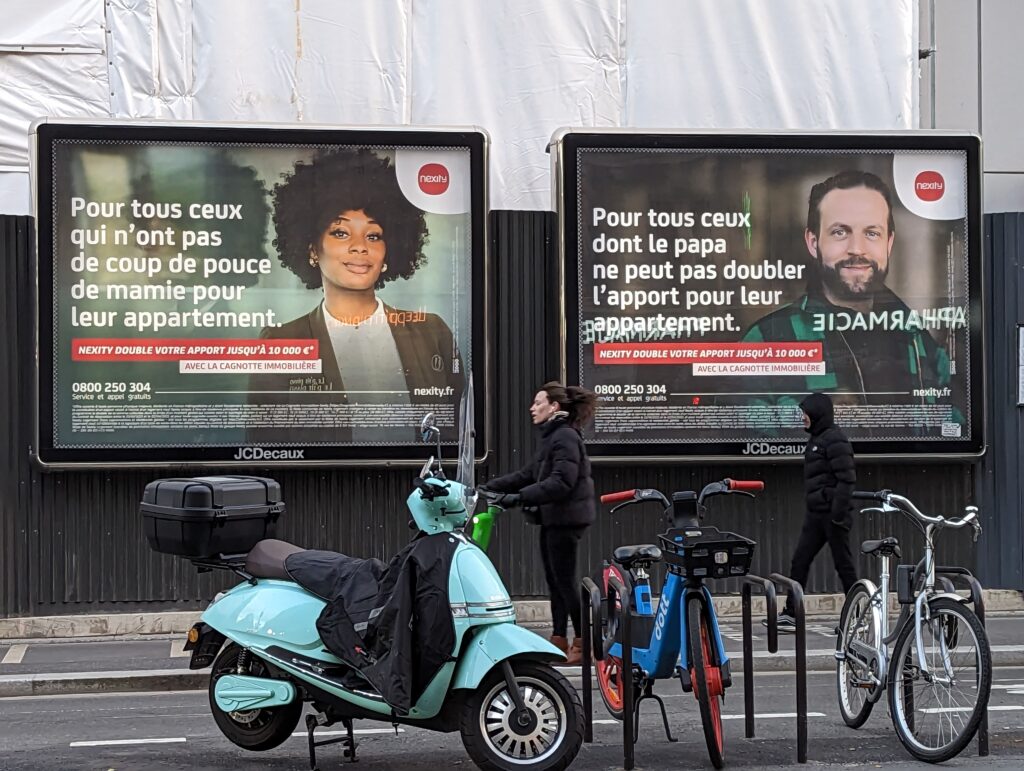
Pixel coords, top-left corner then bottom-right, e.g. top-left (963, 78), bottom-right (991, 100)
top-left (420, 413), bottom-right (439, 443)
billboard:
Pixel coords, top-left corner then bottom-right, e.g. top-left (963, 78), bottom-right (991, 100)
top-left (554, 131), bottom-right (983, 459)
top-left (33, 120), bottom-right (487, 466)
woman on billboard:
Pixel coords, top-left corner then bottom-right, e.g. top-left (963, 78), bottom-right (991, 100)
top-left (250, 147), bottom-right (463, 444)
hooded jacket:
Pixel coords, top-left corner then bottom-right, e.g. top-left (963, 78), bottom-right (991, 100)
top-left (801, 392), bottom-right (856, 529)
top-left (486, 415), bottom-right (596, 527)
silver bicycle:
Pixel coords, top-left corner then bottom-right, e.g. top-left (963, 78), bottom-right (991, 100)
top-left (835, 489), bottom-right (991, 763)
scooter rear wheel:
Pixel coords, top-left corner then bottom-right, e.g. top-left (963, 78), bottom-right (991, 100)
top-left (460, 660), bottom-right (583, 770)
top-left (209, 643), bottom-right (302, 751)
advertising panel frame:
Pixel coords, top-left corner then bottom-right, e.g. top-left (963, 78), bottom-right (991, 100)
top-left (551, 129), bottom-right (985, 462)
top-left (31, 118), bottom-right (490, 468)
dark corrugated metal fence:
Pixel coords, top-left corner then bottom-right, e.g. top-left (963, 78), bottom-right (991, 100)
top-left (0, 211), bottom-right (1003, 618)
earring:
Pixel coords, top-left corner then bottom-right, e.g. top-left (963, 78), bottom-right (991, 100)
top-left (381, 263), bottom-right (388, 272)
top-left (308, 249), bottom-right (319, 267)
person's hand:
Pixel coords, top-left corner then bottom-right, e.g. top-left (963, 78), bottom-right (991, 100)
top-left (493, 493), bottom-right (521, 508)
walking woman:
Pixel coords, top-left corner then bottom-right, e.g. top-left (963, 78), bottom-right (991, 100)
top-left (482, 382), bottom-right (598, 665)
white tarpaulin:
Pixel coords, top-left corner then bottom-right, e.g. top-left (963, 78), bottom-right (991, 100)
top-left (0, 0), bottom-right (918, 214)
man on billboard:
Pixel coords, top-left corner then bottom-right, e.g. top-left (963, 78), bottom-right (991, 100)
top-left (741, 170), bottom-right (952, 408)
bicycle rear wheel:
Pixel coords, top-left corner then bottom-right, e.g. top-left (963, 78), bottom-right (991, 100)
top-left (688, 594), bottom-right (724, 769)
top-left (887, 598), bottom-right (991, 763)
top-left (836, 583), bottom-right (881, 728)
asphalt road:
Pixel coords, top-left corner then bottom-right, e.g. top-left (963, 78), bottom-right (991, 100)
top-left (3, 668), bottom-right (1024, 770)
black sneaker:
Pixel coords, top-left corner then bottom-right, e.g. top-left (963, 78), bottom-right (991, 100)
top-left (762, 612), bottom-right (797, 632)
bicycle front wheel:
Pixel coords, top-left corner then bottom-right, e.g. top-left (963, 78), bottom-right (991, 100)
top-left (887, 597), bottom-right (992, 763)
top-left (688, 594), bottom-right (724, 769)
top-left (836, 583), bottom-right (881, 728)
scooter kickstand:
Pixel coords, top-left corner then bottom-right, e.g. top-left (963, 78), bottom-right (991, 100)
top-left (306, 712), bottom-right (359, 769)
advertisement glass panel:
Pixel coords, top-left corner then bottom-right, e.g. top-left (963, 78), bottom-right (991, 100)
top-left (555, 132), bottom-right (983, 458)
top-left (34, 121), bottom-right (487, 466)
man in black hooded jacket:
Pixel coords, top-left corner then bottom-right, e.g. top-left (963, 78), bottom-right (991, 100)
top-left (779, 391), bottom-right (857, 627)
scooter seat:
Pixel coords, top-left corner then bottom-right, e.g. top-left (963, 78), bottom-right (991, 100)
top-left (245, 539), bottom-right (304, 579)
top-left (613, 544), bottom-right (663, 568)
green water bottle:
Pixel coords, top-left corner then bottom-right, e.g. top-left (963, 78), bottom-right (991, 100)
top-left (470, 507), bottom-right (497, 551)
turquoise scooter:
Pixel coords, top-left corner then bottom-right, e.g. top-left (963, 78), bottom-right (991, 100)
top-left (177, 386), bottom-right (583, 770)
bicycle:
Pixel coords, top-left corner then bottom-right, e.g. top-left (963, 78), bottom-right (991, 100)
top-left (595, 478), bottom-right (763, 769)
top-left (835, 489), bottom-right (991, 763)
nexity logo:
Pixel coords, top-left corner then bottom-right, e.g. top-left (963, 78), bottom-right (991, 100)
top-left (418, 163), bottom-right (450, 195)
top-left (914, 171), bottom-right (945, 202)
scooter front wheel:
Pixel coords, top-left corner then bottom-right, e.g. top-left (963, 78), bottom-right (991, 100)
top-left (209, 643), bottom-right (302, 751)
top-left (460, 660), bottom-right (583, 770)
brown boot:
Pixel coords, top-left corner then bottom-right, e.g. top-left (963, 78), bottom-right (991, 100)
top-left (564, 638), bottom-right (583, 666)
top-left (549, 634), bottom-right (569, 654)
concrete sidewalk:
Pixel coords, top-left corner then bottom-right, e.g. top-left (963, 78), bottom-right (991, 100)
top-left (3, 590), bottom-right (1021, 640)
top-left (2, 591), bottom-right (1023, 698)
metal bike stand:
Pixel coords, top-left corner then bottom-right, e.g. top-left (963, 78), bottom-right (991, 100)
top-left (935, 566), bottom-right (989, 757)
top-left (606, 573), bottom-right (636, 771)
top-left (740, 575), bottom-right (778, 739)
top-left (580, 577), bottom-right (603, 744)
top-left (769, 573), bottom-right (808, 764)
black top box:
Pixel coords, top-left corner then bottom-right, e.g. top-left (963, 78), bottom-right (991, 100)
top-left (141, 476), bottom-right (285, 558)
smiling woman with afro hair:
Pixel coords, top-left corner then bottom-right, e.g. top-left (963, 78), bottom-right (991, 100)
top-left (271, 148), bottom-right (429, 290)
top-left (249, 147), bottom-right (463, 445)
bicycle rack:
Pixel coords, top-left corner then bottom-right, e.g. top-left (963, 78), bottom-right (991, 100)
top-left (581, 572), bottom-right (809, 768)
top-left (581, 577), bottom-right (602, 745)
top-left (934, 566), bottom-right (989, 757)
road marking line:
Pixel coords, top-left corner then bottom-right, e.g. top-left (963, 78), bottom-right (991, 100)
top-left (70, 737), bottom-right (186, 747)
top-left (920, 706), bottom-right (1024, 714)
top-left (1, 645), bottom-right (27, 664)
top-left (169, 641), bottom-right (191, 658)
top-left (721, 712), bottom-right (827, 720)
top-left (290, 728), bottom-right (407, 737)
top-left (593, 719), bottom-right (620, 724)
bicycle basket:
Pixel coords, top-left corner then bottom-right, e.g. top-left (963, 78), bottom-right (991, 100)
top-left (658, 526), bottom-right (756, 579)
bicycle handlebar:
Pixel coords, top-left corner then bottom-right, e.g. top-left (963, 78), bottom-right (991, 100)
top-left (601, 489), bottom-right (637, 504)
top-left (600, 478), bottom-right (764, 513)
top-left (727, 479), bottom-right (764, 493)
top-left (853, 489), bottom-right (981, 536)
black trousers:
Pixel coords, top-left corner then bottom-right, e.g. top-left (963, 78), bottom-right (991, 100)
top-left (540, 525), bottom-right (587, 637)
top-left (784, 510), bottom-right (858, 616)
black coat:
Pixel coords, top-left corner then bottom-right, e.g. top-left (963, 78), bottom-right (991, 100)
top-left (801, 393), bottom-right (856, 528)
top-left (487, 415), bottom-right (596, 527)
top-left (285, 534), bottom-right (458, 715)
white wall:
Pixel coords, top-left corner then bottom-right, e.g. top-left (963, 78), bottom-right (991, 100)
top-left (923, 0), bottom-right (1024, 213)
top-left (0, 0), bottom-right (919, 215)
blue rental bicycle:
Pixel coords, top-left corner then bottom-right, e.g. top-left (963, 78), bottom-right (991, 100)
top-left (596, 478), bottom-right (763, 769)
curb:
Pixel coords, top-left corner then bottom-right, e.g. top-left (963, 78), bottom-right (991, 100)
top-left (6, 647), bottom-right (1024, 699)
top-left (3, 590), bottom-right (1022, 640)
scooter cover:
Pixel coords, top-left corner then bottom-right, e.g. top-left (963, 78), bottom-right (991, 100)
top-left (286, 533), bottom-right (458, 714)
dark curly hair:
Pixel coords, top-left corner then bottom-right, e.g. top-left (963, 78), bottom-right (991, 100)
top-left (271, 148), bottom-right (429, 289)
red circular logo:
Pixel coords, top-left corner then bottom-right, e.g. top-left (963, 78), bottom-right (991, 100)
top-left (914, 170), bottom-right (945, 202)
top-left (417, 163), bottom-right (450, 195)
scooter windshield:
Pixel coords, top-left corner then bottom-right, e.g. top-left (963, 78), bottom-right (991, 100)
top-left (456, 372), bottom-right (477, 513)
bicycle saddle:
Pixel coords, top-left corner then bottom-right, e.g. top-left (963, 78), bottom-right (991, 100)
top-left (613, 544), bottom-right (663, 568)
top-left (860, 536), bottom-right (901, 558)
